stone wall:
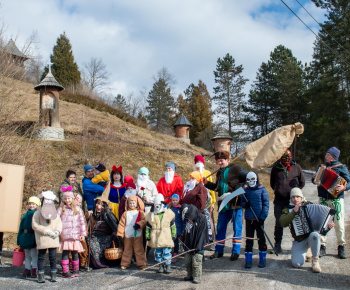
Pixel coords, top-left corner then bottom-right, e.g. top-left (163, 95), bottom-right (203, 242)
top-left (34, 127), bottom-right (65, 141)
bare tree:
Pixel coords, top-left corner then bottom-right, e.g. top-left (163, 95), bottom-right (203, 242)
top-left (82, 57), bottom-right (110, 93)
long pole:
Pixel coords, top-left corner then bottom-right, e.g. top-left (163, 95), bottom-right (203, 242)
top-left (110, 236), bottom-right (258, 285)
top-left (241, 193), bottom-right (278, 256)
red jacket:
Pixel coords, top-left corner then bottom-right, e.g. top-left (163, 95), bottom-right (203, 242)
top-left (156, 174), bottom-right (184, 203)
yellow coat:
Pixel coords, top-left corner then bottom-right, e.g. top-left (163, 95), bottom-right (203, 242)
top-left (188, 169), bottom-right (216, 206)
top-left (91, 170), bottom-right (110, 184)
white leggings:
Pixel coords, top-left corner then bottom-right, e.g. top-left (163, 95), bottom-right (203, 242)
top-left (291, 232), bottom-right (320, 268)
top-left (24, 248), bottom-right (38, 270)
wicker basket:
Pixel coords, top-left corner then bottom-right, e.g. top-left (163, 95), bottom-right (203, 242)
top-left (105, 241), bottom-right (123, 260)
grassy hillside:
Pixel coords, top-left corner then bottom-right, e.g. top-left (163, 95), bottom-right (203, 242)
top-left (0, 77), bottom-right (273, 248)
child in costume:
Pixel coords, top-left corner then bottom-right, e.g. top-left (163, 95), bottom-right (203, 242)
top-left (17, 196), bottom-right (41, 279)
top-left (241, 171), bottom-right (269, 268)
top-left (32, 191), bottom-right (62, 283)
top-left (146, 194), bottom-right (176, 273)
top-left (181, 203), bottom-right (209, 284)
top-left (109, 165), bottom-right (127, 219)
top-left (117, 195), bottom-right (146, 269)
top-left (57, 186), bottom-right (87, 278)
top-left (92, 163), bottom-right (110, 187)
top-left (169, 194), bottom-right (185, 262)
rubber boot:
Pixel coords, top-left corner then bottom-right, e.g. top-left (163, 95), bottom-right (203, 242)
top-left (157, 264), bottom-right (164, 273)
top-left (21, 268), bottom-right (31, 279)
top-left (37, 270), bottom-right (45, 283)
top-left (312, 257), bottom-right (321, 273)
top-left (72, 260), bottom-right (80, 277)
top-left (245, 252), bottom-right (252, 268)
top-left (338, 245), bottom-right (347, 259)
top-left (61, 260), bottom-right (73, 278)
top-left (184, 254), bottom-right (193, 281)
top-left (50, 269), bottom-right (57, 282)
top-left (258, 251), bottom-right (266, 268)
top-left (164, 264), bottom-right (172, 274)
top-left (31, 268), bottom-right (38, 278)
top-left (192, 253), bottom-right (203, 284)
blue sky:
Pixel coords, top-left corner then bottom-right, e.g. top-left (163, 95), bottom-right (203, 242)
top-left (1, 0), bottom-right (326, 104)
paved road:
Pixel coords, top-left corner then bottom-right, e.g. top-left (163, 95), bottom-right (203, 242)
top-left (1, 173), bottom-right (349, 289)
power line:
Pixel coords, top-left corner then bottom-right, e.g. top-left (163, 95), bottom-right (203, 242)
top-left (295, 0), bottom-right (350, 58)
top-left (280, 0), bottom-right (350, 66)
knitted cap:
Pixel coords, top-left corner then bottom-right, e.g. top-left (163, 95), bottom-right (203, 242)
top-left (84, 164), bottom-right (94, 174)
top-left (194, 155), bottom-right (205, 164)
top-left (327, 147), bottom-right (340, 161)
top-left (63, 191), bottom-right (75, 199)
top-left (165, 162), bottom-right (177, 172)
top-left (290, 187), bottom-right (303, 198)
top-left (28, 196), bottom-right (41, 207)
top-left (139, 167), bottom-right (149, 176)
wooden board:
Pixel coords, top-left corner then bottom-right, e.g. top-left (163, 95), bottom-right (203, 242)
top-left (0, 163), bottom-right (25, 233)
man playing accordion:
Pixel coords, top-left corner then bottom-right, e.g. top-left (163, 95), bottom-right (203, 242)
top-left (312, 147), bottom-right (350, 259)
top-left (280, 188), bottom-right (334, 273)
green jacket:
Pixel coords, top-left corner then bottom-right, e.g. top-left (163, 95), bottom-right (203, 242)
top-left (279, 202), bottom-right (309, 242)
top-left (17, 209), bottom-right (37, 249)
top-left (58, 178), bottom-right (85, 212)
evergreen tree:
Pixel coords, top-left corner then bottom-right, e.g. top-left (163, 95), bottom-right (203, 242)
top-left (42, 32), bottom-right (81, 87)
top-left (113, 94), bottom-right (129, 111)
top-left (213, 53), bottom-right (248, 137)
top-left (146, 76), bottom-right (175, 132)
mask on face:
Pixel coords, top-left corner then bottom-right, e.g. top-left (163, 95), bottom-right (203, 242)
top-left (246, 172), bottom-right (257, 188)
top-left (282, 150), bottom-right (291, 165)
top-left (152, 194), bottom-right (166, 216)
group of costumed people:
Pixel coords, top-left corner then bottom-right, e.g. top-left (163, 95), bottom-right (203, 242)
top-left (13, 147), bottom-right (350, 284)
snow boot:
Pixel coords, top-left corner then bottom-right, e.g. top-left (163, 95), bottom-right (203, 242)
top-left (20, 268), bottom-right (31, 279)
top-left (50, 269), bottom-right (57, 282)
top-left (258, 251), bottom-right (267, 268)
top-left (184, 254), bottom-right (193, 281)
top-left (37, 270), bottom-right (45, 283)
top-left (192, 253), bottom-right (203, 284)
top-left (72, 260), bottom-right (80, 277)
top-left (319, 245), bottom-right (326, 257)
top-left (157, 264), bottom-right (164, 273)
top-left (338, 245), bottom-right (346, 259)
top-left (245, 252), bottom-right (252, 268)
top-left (61, 260), bottom-right (73, 278)
top-left (164, 264), bottom-right (172, 274)
top-left (312, 257), bottom-right (321, 273)
top-left (31, 268), bottom-right (38, 278)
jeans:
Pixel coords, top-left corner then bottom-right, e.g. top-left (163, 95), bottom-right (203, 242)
top-left (291, 232), bottom-right (320, 267)
top-left (24, 248), bottom-right (38, 269)
top-left (215, 208), bottom-right (243, 254)
top-left (245, 220), bottom-right (267, 252)
top-left (38, 248), bottom-right (57, 271)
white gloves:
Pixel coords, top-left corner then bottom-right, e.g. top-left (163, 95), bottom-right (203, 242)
top-left (51, 231), bottom-right (60, 239)
top-left (218, 192), bottom-right (231, 201)
top-left (45, 229), bottom-right (54, 237)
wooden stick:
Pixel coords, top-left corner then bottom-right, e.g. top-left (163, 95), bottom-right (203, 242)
top-left (110, 235), bottom-right (258, 285)
top-left (204, 151), bottom-right (246, 179)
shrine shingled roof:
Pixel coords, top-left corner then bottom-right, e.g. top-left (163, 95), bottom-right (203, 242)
top-left (211, 129), bottom-right (233, 140)
top-left (34, 72), bottom-right (64, 91)
top-left (173, 113), bottom-right (192, 127)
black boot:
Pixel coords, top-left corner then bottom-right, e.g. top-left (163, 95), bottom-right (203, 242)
top-left (230, 253), bottom-right (239, 261)
top-left (37, 271), bottom-right (45, 283)
top-left (210, 252), bottom-right (223, 260)
top-left (338, 245), bottom-right (346, 259)
top-left (319, 245), bottom-right (326, 258)
top-left (275, 244), bottom-right (282, 253)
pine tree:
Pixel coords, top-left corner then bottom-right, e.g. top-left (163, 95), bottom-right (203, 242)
top-left (113, 94), bottom-right (129, 111)
top-left (42, 32), bottom-right (81, 87)
top-left (213, 53), bottom-right (248, 136)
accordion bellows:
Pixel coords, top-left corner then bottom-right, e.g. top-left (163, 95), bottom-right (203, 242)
top-left (314, 165), bottom-right (347, 197)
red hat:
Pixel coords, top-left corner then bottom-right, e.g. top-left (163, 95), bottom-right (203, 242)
top-left (126, 181), bottom-right (136, 189)
top-left (124, 175), bottom-right (134, 184)
top-left (194, 155), bottom-right (205, 164)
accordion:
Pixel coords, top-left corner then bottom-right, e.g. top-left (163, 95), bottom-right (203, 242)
top-left (291, 204), bottom-right (335, 236)
top-left (314, 164), bottom-right (347, 197)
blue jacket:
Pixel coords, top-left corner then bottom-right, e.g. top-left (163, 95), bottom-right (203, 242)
top-left (314, 161), bottom-right (350, 199)
top-left (170, 205), bottom-right (186, 236)
top-left (82, 176), bottom-right (105, 210)
top-left (241, 184), bottom-right (269, 221)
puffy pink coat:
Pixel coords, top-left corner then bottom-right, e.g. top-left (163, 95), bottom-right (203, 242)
top-left (57, 205), bottom-right (87, 241)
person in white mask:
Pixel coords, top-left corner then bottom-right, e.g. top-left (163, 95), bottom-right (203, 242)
top-left (156, 162), bottom-right (184, 204)
top-left (136, 167), bottom-right (158, 215)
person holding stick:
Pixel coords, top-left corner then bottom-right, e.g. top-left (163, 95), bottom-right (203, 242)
top-left (203, 151), bottom-right (248, 261)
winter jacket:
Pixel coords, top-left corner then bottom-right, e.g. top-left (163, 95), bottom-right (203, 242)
top-left (57, 205), bottom-right (87, 241)
top-left (57, 178), bottom-right (85, 211)
top-left (241, 184), bottom-right (269, 221)
top-left (270, 159), bottom-right (305, 201)
top-left (92, 170), bottom-right (110, 184)
top-left (146, 209), bottom-right (176, 248)
top-left (136, 179), bottom-right (158, 204)
top-left (205, 163), bottom-right (248, 210)
top-left (181, 182), bottom-right (208, 210)
top-left (87, 209), bottom-right (119, 237)
top-left (312, 161), bottom-right (350, 199)
top-left (32, 209), bottom-right (62, 250)
top-left (170, 205), bottom-right (186, 236)
top-left (117, 209), bottom-right (146, 238)
top-left (279, 201), bottom-right (311, 242)
top-left (82, 176), bottom-right (105, 210)
top-left (17, 209), bottom-right (36, 249)
top-left (157, 174), bottom-right (184, 203)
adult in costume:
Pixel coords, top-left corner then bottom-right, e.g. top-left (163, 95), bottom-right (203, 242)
top-left (136, 167), bottom-right (158, 215)
top-left (270, 150), bottom-right (305, 253)
top-left (312, 147), bottom-right (350, 259)
top-left (82, 165), bottom-right (105, 215)
top-left (157, 162), bottom-right (183, 204)
top-left (280, 188), bottom-right (333, 273)
top-left (204, 151), bottom-right (248, 261)
top-left (109, 165), bottom-right (127, 220)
